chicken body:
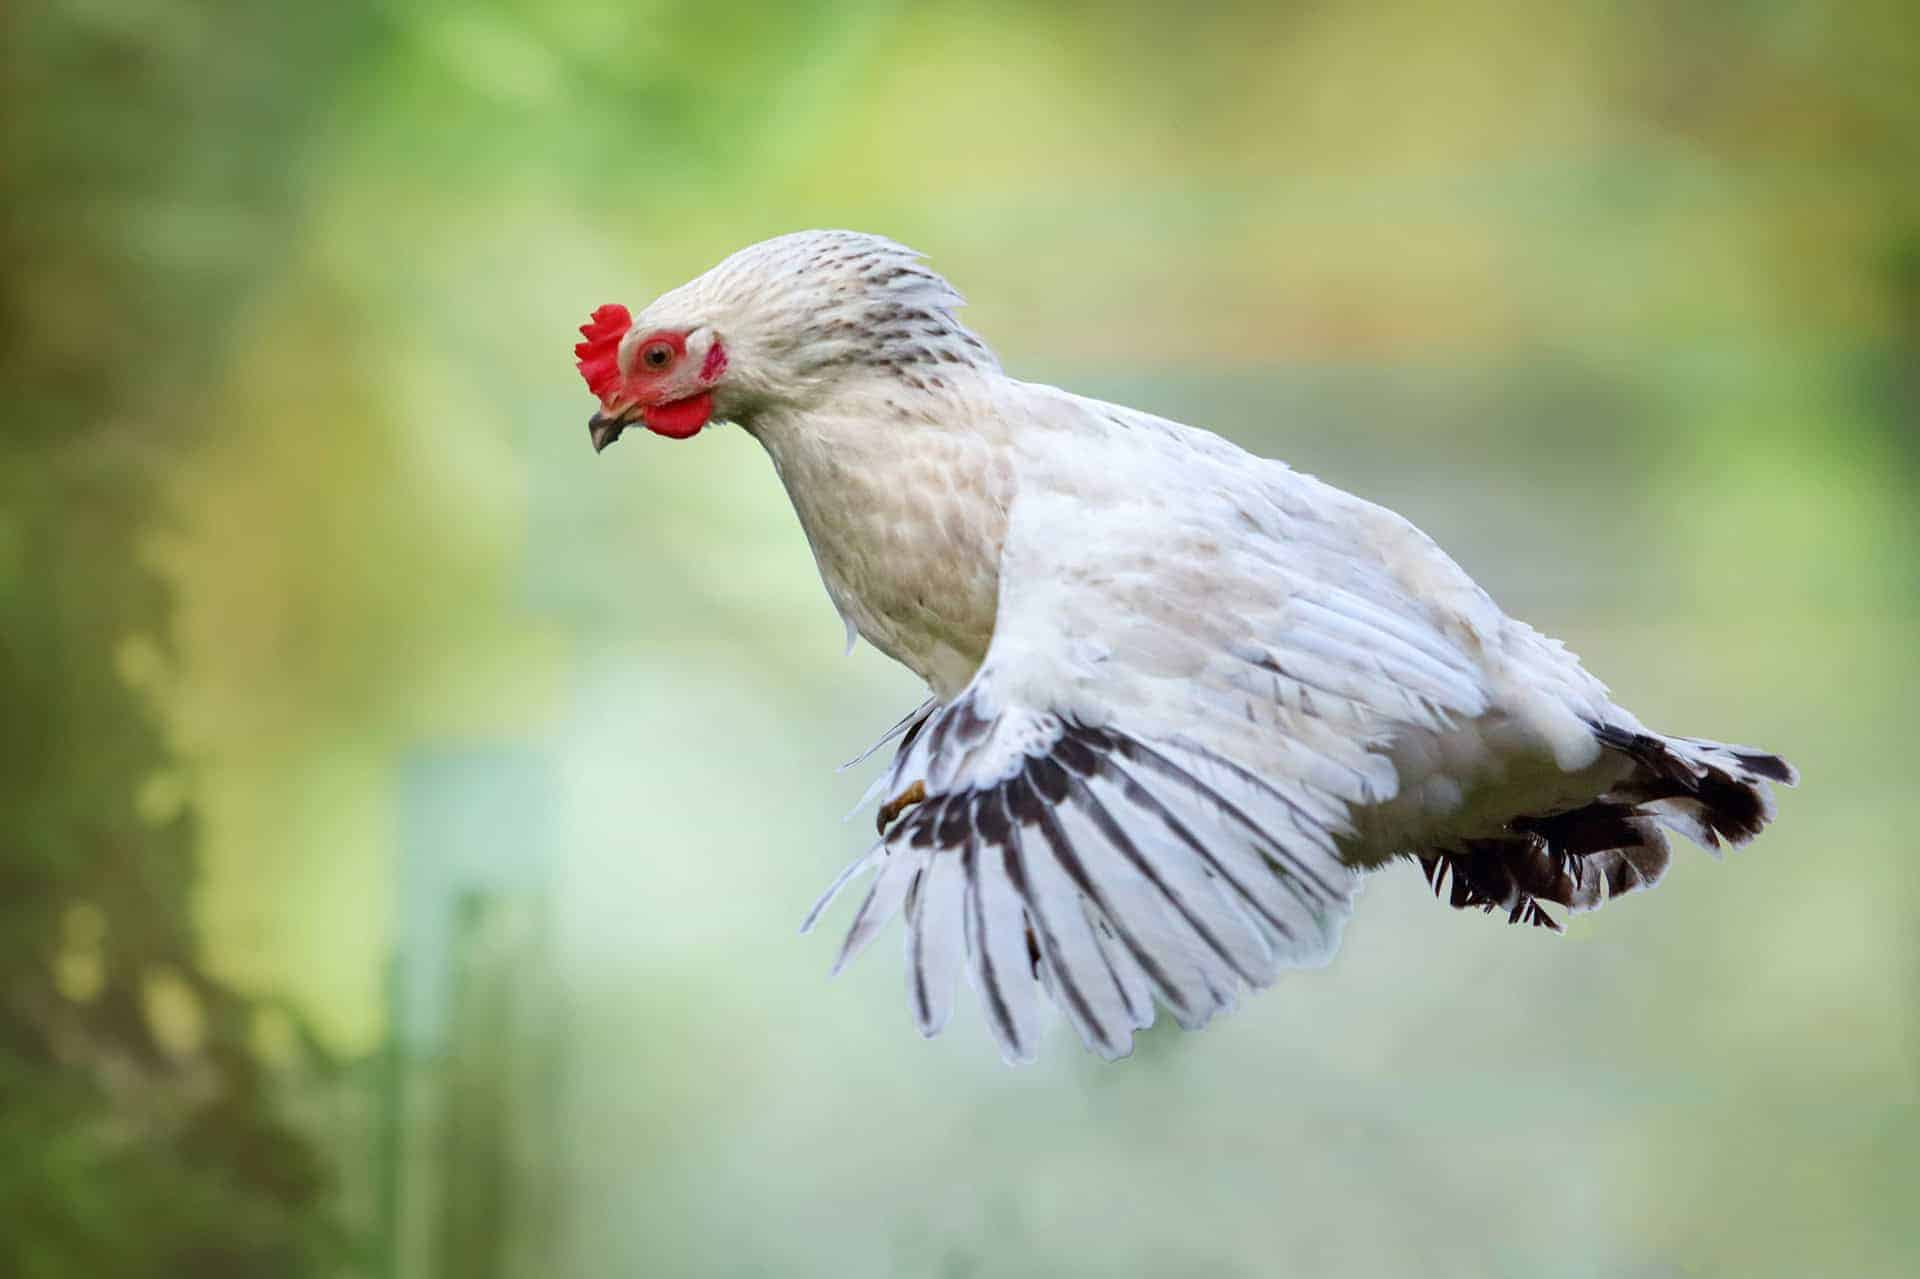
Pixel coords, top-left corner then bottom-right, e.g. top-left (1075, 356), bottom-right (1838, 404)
top-left (580, 230), bottom-right (1796, 1063)
top-left (762, 370), bottom-right (1629, 868)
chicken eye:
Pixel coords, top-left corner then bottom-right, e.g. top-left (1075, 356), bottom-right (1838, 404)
top-left (640, 341), bottom-right (675, 371)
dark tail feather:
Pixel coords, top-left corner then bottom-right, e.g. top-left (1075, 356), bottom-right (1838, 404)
top-left (1590, 723), bottom-right (1798, 848)
top-left (1417, 724), bottom-right (1795, 930)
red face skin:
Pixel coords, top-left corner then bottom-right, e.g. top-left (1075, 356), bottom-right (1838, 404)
top-left (575, 305), bottom-right (729, 447)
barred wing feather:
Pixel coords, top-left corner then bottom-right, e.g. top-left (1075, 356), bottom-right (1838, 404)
top-left (804, 703), bottom-right (1361, 1062)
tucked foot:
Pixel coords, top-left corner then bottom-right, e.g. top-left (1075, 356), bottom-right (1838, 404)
top-left (876, 779), bottom-right (927, 836)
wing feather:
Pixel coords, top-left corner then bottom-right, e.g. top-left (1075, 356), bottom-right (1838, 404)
top-left (904, 850), bottom-right (964, 1037)
top-left (960, 824), bottom-right (1041, 1063)
top-left (995, 791), bottom-right (1136, 1058)
top-left (830, 846), bottom-right (920, 976)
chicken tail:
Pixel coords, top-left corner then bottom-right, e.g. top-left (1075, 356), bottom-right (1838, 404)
top-left (1417, 723), bottom-right (1797, 931)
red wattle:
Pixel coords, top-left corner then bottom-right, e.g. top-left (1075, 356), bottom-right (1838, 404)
top-left (641, 392), bottom-right (713, 439)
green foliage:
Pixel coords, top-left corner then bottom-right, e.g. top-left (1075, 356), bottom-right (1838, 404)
top-left (0, 1), bottom-right (369, 1274)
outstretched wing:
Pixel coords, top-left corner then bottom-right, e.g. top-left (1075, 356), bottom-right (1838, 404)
top-left (806, 388), bottom-right (1502, 1062)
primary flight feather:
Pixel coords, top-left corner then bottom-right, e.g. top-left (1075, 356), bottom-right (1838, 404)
top-left (574, 230), bottom-right (1796, 1063)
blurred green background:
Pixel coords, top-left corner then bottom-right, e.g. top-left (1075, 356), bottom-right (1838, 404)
top-left (4, 1), bottom-right (1915, 1275)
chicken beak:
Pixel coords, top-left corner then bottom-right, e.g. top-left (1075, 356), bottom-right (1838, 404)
top-left (588, 409), bottom-right (632, 453)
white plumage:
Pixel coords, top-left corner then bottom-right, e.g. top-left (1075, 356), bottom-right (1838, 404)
top-left (579, 230), bottom-right (1797, 1063)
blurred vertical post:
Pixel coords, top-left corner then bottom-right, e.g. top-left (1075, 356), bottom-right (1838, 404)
top-left (381, 749), bottom-right (563, 1278)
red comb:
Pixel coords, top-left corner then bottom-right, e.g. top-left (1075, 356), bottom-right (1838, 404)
top-left (574, 303), bottom-right (631, 404)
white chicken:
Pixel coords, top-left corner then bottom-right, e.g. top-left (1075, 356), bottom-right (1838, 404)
top-left (575, 230), bottom-right (1795, 1063)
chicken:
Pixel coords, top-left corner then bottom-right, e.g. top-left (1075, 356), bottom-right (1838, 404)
top-left (574, 230), bottom-right (1796, 1063)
